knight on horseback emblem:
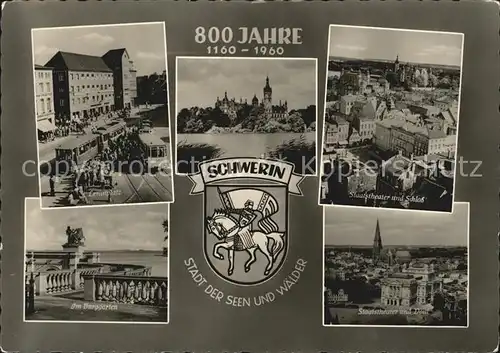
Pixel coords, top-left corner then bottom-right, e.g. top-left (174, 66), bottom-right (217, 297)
top-left (189, 157), bottom-right (304, 286)
top-left (205, 187), bottom-right (287, 284)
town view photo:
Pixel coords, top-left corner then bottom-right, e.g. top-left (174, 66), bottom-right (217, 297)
top-left (324, 202), bottom-right (468, 327)
top-left (176, 57), bottom-right (317, 175)
top-left (24, 198), bottom-right (169, 323)
top-left (320, 25), bottom-right (463, 213)
top-left (32, 22), bottom-right (174, 208)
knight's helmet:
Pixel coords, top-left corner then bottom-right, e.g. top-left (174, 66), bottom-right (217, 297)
top-left (239, 200), bottom-right (255, 226)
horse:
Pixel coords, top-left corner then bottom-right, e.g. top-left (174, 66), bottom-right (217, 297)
top-left (206, 211), bottom-right (285, 277)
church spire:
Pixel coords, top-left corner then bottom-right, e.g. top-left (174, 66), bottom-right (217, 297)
top-left (373, 219), bottom-right (382, 261)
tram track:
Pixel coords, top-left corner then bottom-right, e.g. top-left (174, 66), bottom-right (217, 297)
top-left (153, 174), bottom-right (173, 195)
top-left (141, 175), bottom-right (163, 201)
top-left (123, 174), bottom-right (144, 203)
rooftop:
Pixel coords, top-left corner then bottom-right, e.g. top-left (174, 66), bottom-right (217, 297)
top-left (45, 51), bottom-right (113, 73)
top-left (35, 64), bottom-right (53, 70)
top-left (56, 133), bottom-right (98, 150)
top-left (139, 133), bottom-right (167, 146)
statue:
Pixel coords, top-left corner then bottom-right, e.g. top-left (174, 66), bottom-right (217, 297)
top-left (64, 226), bottom-right (85, 247)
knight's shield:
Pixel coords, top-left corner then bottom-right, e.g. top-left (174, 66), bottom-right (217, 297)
top-left (204, 182), bottom-right (288, 285)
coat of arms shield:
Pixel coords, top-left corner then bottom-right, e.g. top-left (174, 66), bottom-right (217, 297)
top-left (188, 158), bottom-right (303, 286)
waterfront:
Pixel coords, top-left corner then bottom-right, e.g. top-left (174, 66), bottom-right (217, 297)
top-left (98, 250), bottom-right (168, 277)
top-left (178, 132), bottom-right (315, 158)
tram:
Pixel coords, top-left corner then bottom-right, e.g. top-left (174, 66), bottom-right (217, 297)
top-left (138, 133), bottom-right (170, 173)
top-left (55, 133), bottom-right (100, 166)
top-left (96, 121), bottom-right (127, 149)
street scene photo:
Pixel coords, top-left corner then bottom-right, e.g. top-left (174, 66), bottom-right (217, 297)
top-left (33, 22), bottom-right (173, 208)
top-left (320, 25), bottom-right (463, 212)
top-left (24, 198), bottom-right (169, 323)
top-left (176, 57), bottom-right (317, 175)
top-left (324, 202), bottom-right (468, 327)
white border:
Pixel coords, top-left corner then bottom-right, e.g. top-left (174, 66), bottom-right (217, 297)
top-left (318, 24), bottom-right (465, 215)
top-left (321, 201), bottom-right (470, 328)
top-left (23, 196), bottom-right (171, 325)
top-left (174, 56), bottom-right (319, 177)
top-left (31, 22), bottom-right (176, 210)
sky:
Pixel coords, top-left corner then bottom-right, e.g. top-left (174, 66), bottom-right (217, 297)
top-left (329, 26), bottom-right (463, 67)
top-left (25, 199), bottom-right (169, 251)
top-left (176, 58), bottom-right (317, 111)
top-left (32, 22), bottom-right (167, 76)
top-left (325, 203), bottom-right (468, 247)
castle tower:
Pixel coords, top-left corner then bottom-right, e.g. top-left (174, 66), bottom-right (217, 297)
top-left (263, 76), bottom-right (272, 114)
top-left (373, 219), bottom-right (382, 262)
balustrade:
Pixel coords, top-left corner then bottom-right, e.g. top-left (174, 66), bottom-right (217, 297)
top-left (84, 274), bottom-right (167, 306)
top-left (25, 261), bottom-right (161, 308)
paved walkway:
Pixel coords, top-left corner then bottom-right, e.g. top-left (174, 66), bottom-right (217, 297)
top-left (27, 294), bottom-right (167, 322)
top-left (40, 172), bottom-right (174, 207)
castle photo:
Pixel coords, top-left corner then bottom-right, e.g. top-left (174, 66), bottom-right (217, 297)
top-left (324, 203), bottom-right (468, 327)
top-left (176, 57), bottom-right (318, 175)
top-left (320, 25), bottom-right (463, 213)
top-left (215, 76), bottom-right (289, 121)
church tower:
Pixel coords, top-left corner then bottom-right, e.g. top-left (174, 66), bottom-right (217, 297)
top-left (394, 54), bottom-right (400, 72)
top-left (263, 76), bottom-right (272, 114)
top-left (373, 219), bottom-right (382, 262)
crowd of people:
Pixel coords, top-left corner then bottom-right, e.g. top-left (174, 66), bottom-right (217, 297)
top-left (38, 108), bottom-right (131, 143)
top-left (53, 128), bottom-right (149, 206)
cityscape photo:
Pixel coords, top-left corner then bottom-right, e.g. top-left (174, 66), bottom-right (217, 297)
top-left (320, 25), bottom-right (464, 213)
top-left (323, 202), bottom-right (468, 327)
top-left (32, 22), bottom-right (173, 208)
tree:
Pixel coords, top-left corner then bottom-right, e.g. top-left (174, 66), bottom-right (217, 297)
top-left (177, 108), bottom-right (193, 133)
top-left (299, 105), bottom-right (316, 127)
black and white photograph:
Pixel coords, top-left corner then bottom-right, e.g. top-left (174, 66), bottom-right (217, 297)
top-left (176, 57), bottom-right (317, 175)
top-left (24, 197), bottom-right (169, 323)
top-left (32, 22), bottom-right (174, 208)
top-left (320, 25), bottom-right (464, 213)
top-left (323, 202), bottom-right (468, 327)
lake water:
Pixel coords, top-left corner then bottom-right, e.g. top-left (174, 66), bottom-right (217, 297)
top-left (177, 132), bottom-right (316, 158)
top-left (98, 251), bottom-right (168, 277)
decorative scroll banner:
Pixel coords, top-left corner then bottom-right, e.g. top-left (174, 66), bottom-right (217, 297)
top-left (188, 157), bottom-right (304, 195)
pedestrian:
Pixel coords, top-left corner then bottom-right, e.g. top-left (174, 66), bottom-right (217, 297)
top-left (49, 175), bottom-right (55, 196)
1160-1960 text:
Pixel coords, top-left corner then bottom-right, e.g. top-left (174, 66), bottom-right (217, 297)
top-left (206, 46), bottom-right (284, 56)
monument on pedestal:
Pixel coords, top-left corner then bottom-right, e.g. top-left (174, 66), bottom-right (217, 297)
top-left (62, 226), bottom-right (86, 270)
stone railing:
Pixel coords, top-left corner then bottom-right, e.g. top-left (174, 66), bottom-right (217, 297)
top-left (84, 274), bottom-right (168, 306)
top-left (33, 269), bottom-right (74, 295)
top-left (25, 264), bottom-right (153, 296)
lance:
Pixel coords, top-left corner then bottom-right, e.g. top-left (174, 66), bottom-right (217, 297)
top-left (217, 187), bottom-right (234, 210)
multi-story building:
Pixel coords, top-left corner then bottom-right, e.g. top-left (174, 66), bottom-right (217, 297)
top-left (402, 262), bottom-right (443, 305)
top-left (102, 48), bottom-right (138, 110)
top-left (45, 51), bottom-right (115, 120)
top-left (336, 117), bottom-right (349, 146)
top-left (339, 94), bottom-right (357, 115)
top-left (324, 122), bottom-right (339, 152)
top-left (380, 273), bottom-right (417, 307)
top-left (34, 65), bottom-right (56, 135)
top-left (374, 118), bottom-right (456, 158)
